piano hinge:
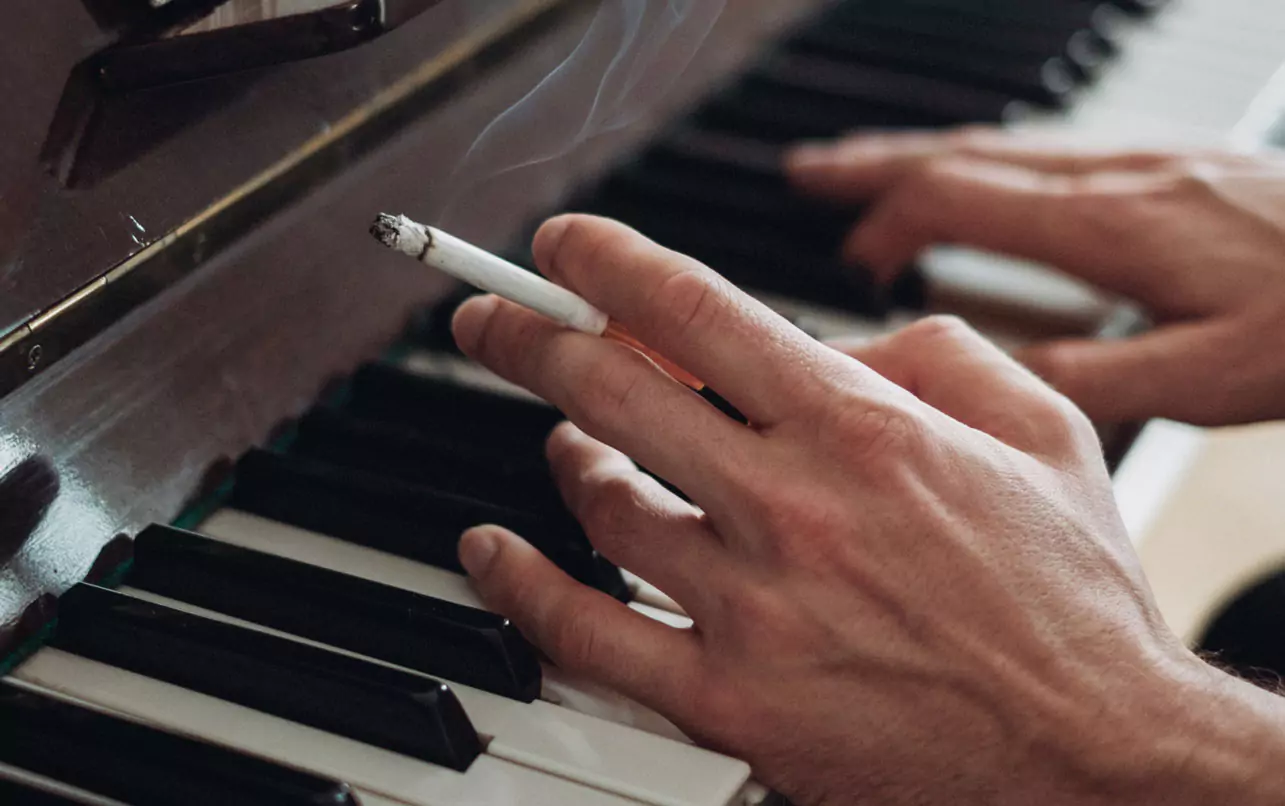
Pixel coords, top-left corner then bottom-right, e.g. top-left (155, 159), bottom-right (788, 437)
top-left (0, 0), bottom-right (581, 401)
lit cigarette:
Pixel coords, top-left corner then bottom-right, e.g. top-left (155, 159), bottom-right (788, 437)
top-left (370, 214), bottom-right (702, 389)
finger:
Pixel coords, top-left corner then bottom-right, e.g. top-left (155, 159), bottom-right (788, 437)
top-left (545, 422), bottom-right (728, 612)
top-left (839, 157), bottom-right (1176, 299)
top-left (787, 128), bottom-right (1178, 201)
top-left (459, 524), bottom-right (704, 718)
top-left (452, 294), bottom-right (760, 511)
top-left (530, 214), bottom-right (847, 426)
top-left (829, 316), bottom-right (1095, 458)
top-left (1015, 319), bottom-right (1248, 425)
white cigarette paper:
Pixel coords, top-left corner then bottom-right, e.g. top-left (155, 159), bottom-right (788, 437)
top-left (370, 214), bottom-right (610, 336)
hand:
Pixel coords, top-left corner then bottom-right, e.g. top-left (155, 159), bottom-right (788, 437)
top-left (787, 129), bottom-right (1285, 426)
top-left (449, 215), bottom-right (1285, 805)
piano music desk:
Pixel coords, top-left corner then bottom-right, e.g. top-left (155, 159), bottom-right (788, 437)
top-left (1134, 422), bottom-right (1285, 647)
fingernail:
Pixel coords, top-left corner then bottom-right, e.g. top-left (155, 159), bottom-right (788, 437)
top-left (532, 215), bottom-right (575, 275)
top-left (451, 294), bottom-right (501, 355)
top-left (785, 142), bottom-right (836, 170)
top-left (459, 527), bottom-right (501, 577)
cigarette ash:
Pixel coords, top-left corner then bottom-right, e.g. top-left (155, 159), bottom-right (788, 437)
top-left (370, 213), bottom-right (432, 258)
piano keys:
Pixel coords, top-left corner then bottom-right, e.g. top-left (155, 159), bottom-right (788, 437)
top-left (0, 683), bottom-right (360, 806)
top-left (128, 524), bottom-right (546, 702)
top-left (2, 0), bottom-right (1284, 803)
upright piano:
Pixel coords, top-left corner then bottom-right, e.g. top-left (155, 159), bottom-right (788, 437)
top-left (2, 1), bottom-right (1284, 803)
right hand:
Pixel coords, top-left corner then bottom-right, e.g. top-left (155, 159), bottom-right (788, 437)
top-left (449, 215), bottom-right (1285, 806)
top-left (787, 129), bottom-right (1285, 427)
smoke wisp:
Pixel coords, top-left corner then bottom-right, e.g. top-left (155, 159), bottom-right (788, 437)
top-left (439, 0), bottom-right (725, 229)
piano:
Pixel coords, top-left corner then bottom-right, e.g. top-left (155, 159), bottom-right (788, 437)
top-left (2, 0), bottom-right (1284, 803)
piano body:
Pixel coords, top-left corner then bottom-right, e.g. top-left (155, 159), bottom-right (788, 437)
top-left (2, 0), bottom-right (1284, 803)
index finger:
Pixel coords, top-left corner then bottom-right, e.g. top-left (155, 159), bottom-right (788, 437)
top-left (532, 214), bottom-right (848, 426)
top-left (786, 128), bottom-right (1178, 202)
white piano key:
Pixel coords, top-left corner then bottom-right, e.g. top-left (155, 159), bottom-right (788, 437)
top-left (99, 587), bottom-right (751, 806)
top-left (942, 0), bottom-right (1285, 332)
top-left (474, 694), bottom-right (746, 806)
top-left (12, 650), bottom-right (638, 806)
top-left (542, 667), bottom-right (691, 745)
top-left (199, 508), bottom-right (704, 741)
top-left (623, 571), bottom-right (687, 616)
top-left (6, 687), bottom-right (406, 806)
top-left (399, 351), bottom-right (545, 403)
top-left (738, 783), bottom-right (772, 806)
top-left (630, 601), bottom-right (695, 630)
top-left (199, 509), bottom-right (486, 609)
top-left (1061, 0), bottom-right (1285, 139)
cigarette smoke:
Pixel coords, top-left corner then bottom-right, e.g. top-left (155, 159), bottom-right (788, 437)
top-left (438, 0), bottom-right (725, 230)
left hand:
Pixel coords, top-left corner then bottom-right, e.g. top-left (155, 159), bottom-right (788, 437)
top-left (448, 214), bottom-right (1279, 806)
top-left (785, 128), bottom-right (1285, 426)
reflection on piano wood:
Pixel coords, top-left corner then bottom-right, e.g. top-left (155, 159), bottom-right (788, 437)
top-left (3, 0), bottom-right (1285, 802)
top-left (185, 0), bottom-right (387, 30)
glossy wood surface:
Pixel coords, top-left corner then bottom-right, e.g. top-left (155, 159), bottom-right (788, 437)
top-left (0, 0), bottom-right (820, 650)
top-left (1, 0), bottom-right (528, 336)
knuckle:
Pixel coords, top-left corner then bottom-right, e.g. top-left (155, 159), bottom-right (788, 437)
top-left (470, 305), bottom-right (531, 371)
top-left (648, 268), bottom-right (730, 342)
top-left (1025, 392), bottom-right (1099, 455)
top-left (572, 359), bottom-right (646, 431)
top-left (730, 585), bottom-right (796, 634)
top-left (488, 551), bottom-right (544, 615)
top-left (547, 605), bottom-right (607, 669)
top-left (1169, 160), bottom-right (1226, 202)
top-left (577, 475), bottom-right (639, 540)
top-left (950, 125), bottom-right (1004, 153)
top-left (684, 671), bottom-right (746, 743)
top-left (913, 155), bottom-right (972, 187)
top-left (828, 400), bottom-right (922, 465)
top-left (550, 216), bottom-right (631, 281)
top-left (544, 422), bottom-right (578, 468)
top-left (754, 489), bottom-right (840, 559)
top-left (1070, 186), bottom-right (1142, 240)
top-left (899, 314), bottom-right (974, 349)
top-left (716, 582), bottom-right (813, 656)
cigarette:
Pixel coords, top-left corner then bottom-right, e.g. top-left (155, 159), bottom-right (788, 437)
top-left (370, 214), bottom-right (702, 389)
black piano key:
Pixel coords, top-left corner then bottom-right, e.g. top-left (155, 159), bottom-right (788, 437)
top-left (50, 584), bottom-right (483, 771)
top-left (643, 130), bottom-right (932, 311)
top-left (814, 5), bottom-right (1110, 77)
top-left (596, 163), bottom-right (854, 240)
top-left (694, 80), bottom-right (952, 143)
top-left (293, 407), bottom-right (564, 515)
top-left (403, 286), bottom-right (478, 352)
top-left (0, 777), bottom-right (89, 806)
top-left (129, 524), bottom-right (544, 702)
top-left (229, 449), bottom-right (631, 601)
top-left (786, 26), bottom-right (1078, 107)
top-left (645, 128), bottom-right (793, 195)
top-left (0, 683), bottom-right (360, 805)
top-left (581, 195), bottom-right (892, 317)
top-left (346, 362), bottom-right (563, 458)
top-left (846, 0), bottom-right (1110, 34)
top-left (822, 0), bottom-right (1113, 47)
top-left (750, 55), bottom-right (1024, 127)
top-left (1099, 0), bottom-right (1167, 14)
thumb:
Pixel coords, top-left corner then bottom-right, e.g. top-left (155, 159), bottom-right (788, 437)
top-left (458, 525), bottom-right (703, 715)
top-left (1016, 321), bottom-right (1235, 425)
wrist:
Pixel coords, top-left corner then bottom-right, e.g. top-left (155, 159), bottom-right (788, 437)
top-left (1092, 648), bottom-right (1285, 805)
